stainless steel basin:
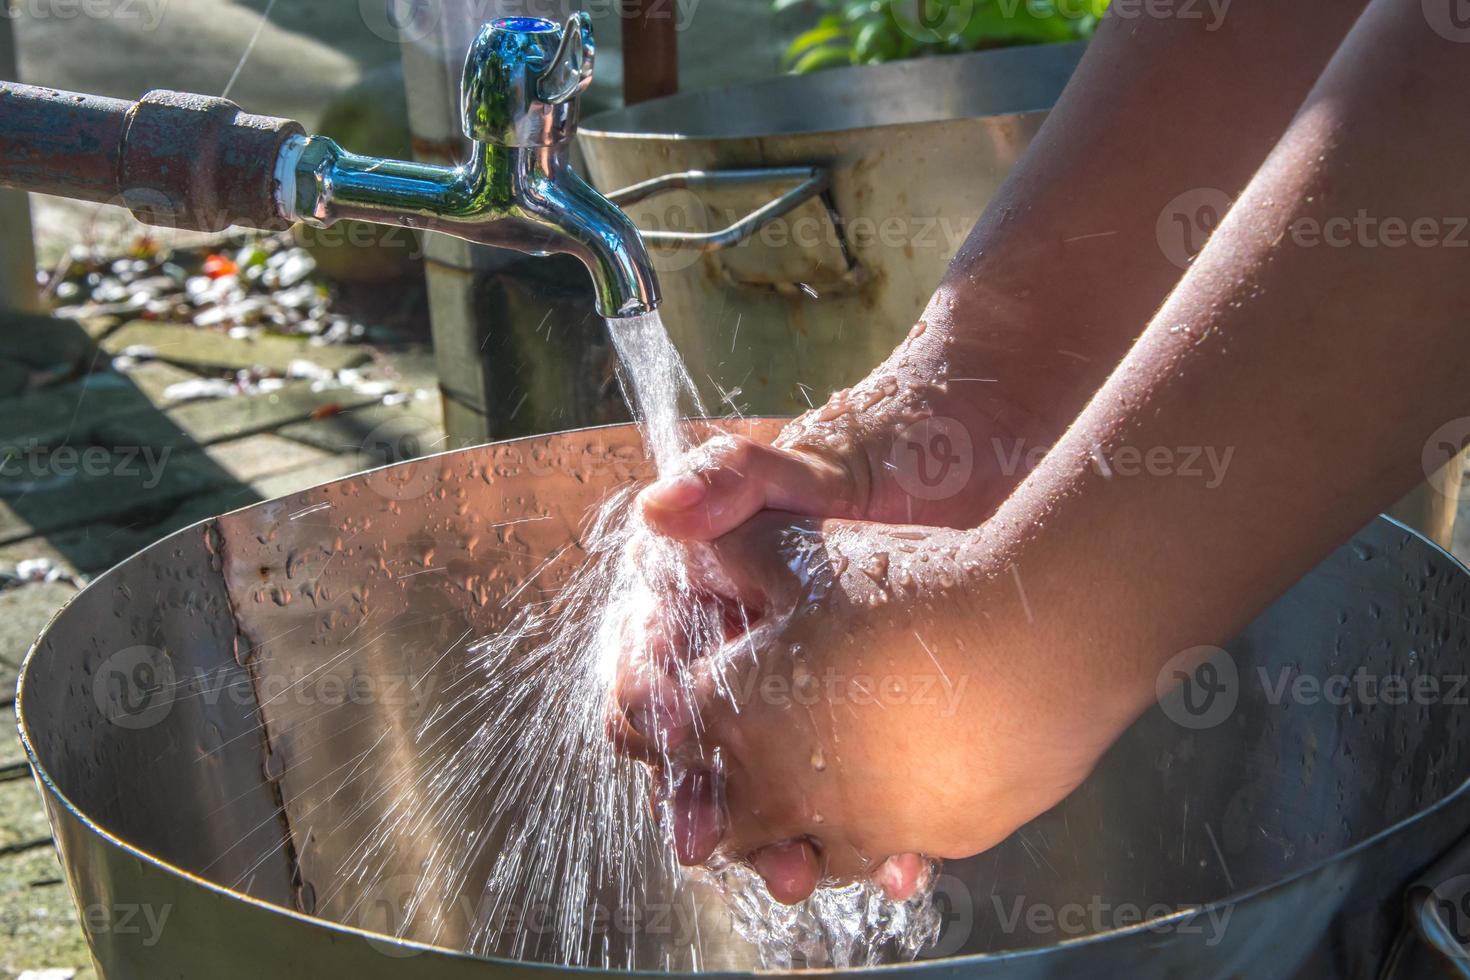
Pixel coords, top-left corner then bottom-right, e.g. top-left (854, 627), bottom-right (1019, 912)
top-left (18, 419), bottom-right (1470, 977)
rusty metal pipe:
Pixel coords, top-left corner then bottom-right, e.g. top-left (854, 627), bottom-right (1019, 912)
top-left (0, 82), bottom-right (304, 232)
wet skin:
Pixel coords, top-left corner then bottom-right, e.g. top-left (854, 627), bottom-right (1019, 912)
top-left (608, 0), bottom-right (1470, 905)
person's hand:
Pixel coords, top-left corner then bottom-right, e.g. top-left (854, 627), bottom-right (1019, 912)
top-left (637, 321), bottom-right (1054, 541)
top-left (608, 514), bottom-right (1146, 904)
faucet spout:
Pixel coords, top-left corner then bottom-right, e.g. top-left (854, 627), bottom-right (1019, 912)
top-left (277, 136), bottom-right (660, 318)
top-left (522, 155), bottom-right (662, 318)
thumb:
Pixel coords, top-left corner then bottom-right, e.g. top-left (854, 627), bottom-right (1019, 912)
top-left (639, 436), bottom-right (860, 541)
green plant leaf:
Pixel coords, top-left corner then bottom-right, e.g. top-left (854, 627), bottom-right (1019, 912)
top-left (782, 21), bottom-right (849, 66)
top-left (790, 44), bottom-right (856, 72)
top-left (853, 16), bottom-right (903, 62)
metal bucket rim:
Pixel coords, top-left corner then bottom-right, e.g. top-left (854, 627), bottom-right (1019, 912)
top-left (15, 424), bottom-right (1470, 971)
top-left (579, 44), bottom-right (1086, 144)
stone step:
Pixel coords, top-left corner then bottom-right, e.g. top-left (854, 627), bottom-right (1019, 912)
top-left (101, 321), bottom-right (368, 374)
top-left (91, 381), bottom-right (382, 452)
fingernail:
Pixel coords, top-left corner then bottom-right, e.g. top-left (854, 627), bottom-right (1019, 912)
top-left (643, 474), bottom-right (707, 512)
top-left (628, 701), bottom-right (689, 753)
top-left (751, 839), bottom-right (822, 905)
top-left (874, 852), bottom-right (932, 901)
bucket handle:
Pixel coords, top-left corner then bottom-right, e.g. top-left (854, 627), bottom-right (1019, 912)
top-left (606, 166), bottom-right (830, 251)
top-left (1379, 830), bottom-right (1470, 978)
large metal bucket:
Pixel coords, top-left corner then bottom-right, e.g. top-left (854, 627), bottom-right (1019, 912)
top-left (576, 45), bottom-right (1085, 416)
top-left (18, 419), bottom-right (1470, 977)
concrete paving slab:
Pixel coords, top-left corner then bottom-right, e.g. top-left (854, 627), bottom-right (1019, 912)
top-left (0, 840), bottom-right (96, 980)
top-left (0, 313), bottom-right (99, 374)
top-left (0, 541), bottom-right (79, 584)
top-left (112, 360), bottom-right (207, 406)
top-left (0, 583), bottom-right (80, 693)
top-left (0, 370), bottom-right (165, 450)
top-left (276, 393), bottom-right (447, 459)
top-left (4, 485), bottom-right (263, 579)
top-left (249, 452), bottom-right (379, 500)
top-left (0, 449), bottom-right (240, 545)
top-left (201, 433), bottom-right (335, 484)
top-left (101, 321), bottom-right (368, 374)
top-left (0, 360), bottom-right (31, 400)
top-left (0, 775), bottom-right (50, 850)
top-left (93, 381), bottom-right (382, 451)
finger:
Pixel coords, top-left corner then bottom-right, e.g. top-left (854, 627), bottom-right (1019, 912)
top-left (610, 667), bottom-right (695, 764)
top-left (871, 853), bottom-right (928, 902)
top-left (639, 437), bottom-right (856, 541)
top-left (672, 769), bottom-right (726, 866)
top-left (750, 838), bottom-right (822, 905)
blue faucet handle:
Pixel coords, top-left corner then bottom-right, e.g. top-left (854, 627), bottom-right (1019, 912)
top-left (462, 14), bottom-right (593, 148)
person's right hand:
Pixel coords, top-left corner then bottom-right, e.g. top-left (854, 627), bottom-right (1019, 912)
top-left (638, 319), bottom-right (1056, 541)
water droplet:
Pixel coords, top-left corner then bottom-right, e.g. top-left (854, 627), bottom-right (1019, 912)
top-left (862, 553), bottom-right (890, 584)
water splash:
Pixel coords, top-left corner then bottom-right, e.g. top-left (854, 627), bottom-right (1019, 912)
top-left (345, 310), bottom-right (940, 968)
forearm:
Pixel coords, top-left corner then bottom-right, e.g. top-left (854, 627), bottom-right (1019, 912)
top-left (919, 0), bottom-right (1370, 434)
top-left (967, 0), bottom-right (1470, 729)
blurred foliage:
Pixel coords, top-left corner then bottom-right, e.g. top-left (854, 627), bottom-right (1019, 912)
top-left (777, 0), bottom-right (1107, 72)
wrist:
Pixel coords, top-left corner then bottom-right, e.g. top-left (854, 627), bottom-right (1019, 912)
top-left (919, 267), bottom-right (1133, 447)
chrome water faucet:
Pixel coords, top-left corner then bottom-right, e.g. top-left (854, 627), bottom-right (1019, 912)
top-left (0, 15), bottom-right (656, 316)
top-left (275, 14), bottom-right (660, 318)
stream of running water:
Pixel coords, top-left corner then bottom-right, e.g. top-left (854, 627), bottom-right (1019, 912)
top-left (347, 311), bottom-right (940, 969)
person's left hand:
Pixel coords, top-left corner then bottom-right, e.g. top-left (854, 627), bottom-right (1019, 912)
top-left (607, 513), bottom-right (1143, 904)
